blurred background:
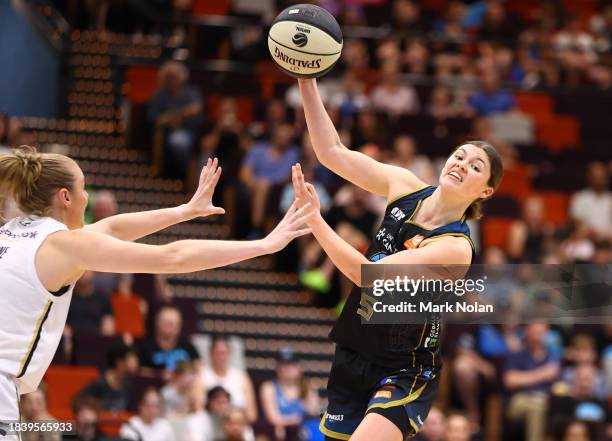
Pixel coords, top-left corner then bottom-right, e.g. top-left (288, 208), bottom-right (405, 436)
top-left (0, 0), bottom-right (610, 440)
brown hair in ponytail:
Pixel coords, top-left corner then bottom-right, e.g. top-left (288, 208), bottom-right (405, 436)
top-left (453, 141), bottom-right (504, 220)
top-left (0, 145), bottom-right (76, 220)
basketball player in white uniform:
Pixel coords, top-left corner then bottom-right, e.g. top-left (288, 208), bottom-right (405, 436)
top-left (0, 148), bottom-right (313, 440)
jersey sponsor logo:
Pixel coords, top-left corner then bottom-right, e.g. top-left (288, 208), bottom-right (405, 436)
top-left (0, 229), bottom-right (38, 239)
top-left (18, 218), bottom-right (32, 227)
top-left (326, 414), bottom-right (344, 421)
top-left (375, 227), bottom-right (398, 254)
top-left (422, 370), bottom-right (433, 378)
top-left (374, 390), bottom-right (392, 399)
top-left (0, 246), bottom-right (8, 259)
top-left (404, 234), bottom-right (425, 249)
top-left (417, 415), bottom-right (424, 426)
top-left (390, 207), bottom-right (406, 221)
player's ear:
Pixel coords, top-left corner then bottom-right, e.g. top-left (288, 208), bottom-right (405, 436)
top-left (57, 188), bottom-right (71, 207)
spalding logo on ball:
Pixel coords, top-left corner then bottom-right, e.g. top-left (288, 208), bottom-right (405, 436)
top-left (268, 4), bottom-right (343, 79)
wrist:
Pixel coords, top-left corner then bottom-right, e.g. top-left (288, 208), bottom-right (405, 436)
top-left (176, 204), bottom-right (196, 221)
top-left (308, 211), bottom-right (324, 227)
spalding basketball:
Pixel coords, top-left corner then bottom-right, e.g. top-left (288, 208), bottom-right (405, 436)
top-left (268, 4), bottom-right (343, 79)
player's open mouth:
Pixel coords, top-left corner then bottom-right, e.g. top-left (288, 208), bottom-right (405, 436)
top-left (448, 170), bottom-right (463, 182)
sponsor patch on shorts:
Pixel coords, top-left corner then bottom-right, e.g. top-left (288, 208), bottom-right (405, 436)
top-left (374, 390), bottom-right (392, 399)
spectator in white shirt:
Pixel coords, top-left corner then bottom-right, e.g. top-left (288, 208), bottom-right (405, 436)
top-left (570, 161), bottom-right (611, 240)
top-left (370, 62), bottom-right (419, 117)
top-left (120, 388), bottom-right (176, 441)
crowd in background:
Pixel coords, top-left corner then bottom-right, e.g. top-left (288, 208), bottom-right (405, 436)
top-left (9, 0), bottom-right (612, 440)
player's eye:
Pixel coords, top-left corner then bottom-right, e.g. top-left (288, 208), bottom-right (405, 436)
top-left (471, 164), bottom-right (480, 172)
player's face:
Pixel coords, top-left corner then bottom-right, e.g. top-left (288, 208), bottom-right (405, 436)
top-left (439, 144), bottom-right (493, 202)
top-left (65, 162), bottom-right (89, 230)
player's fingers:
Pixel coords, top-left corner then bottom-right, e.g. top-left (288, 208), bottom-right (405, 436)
top-left (291, 228), bottom-right (312, 239)
top-left (289, 202), bottom-right (312, 222)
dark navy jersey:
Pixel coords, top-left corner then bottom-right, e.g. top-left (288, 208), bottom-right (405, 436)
top-left (329, 186), bottom-right (474, 371)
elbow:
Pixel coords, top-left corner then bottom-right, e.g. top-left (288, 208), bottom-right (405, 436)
top-left (164, 243), bottom-right (184, 273)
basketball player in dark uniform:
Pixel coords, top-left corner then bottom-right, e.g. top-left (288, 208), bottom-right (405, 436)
top-left (294, 78), bottom-right (504, 441)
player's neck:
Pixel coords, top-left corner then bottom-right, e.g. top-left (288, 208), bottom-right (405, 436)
top-left (47, 207), bottom-right (69, 227)
top-left (419, 187), bottom-right (469, 225)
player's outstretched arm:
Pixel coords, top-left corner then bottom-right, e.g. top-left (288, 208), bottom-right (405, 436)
top-left (292, 165), bottom-right (471, 286)
top-left (38, 202), bottom-right (313, 291)
top-left (298, 79), bottom-right (426, 199)
top-left (85, 158), bottom-right (225, 241)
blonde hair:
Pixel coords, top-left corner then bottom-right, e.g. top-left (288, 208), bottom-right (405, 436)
top-left (0, 146), bottom-right (76, 221)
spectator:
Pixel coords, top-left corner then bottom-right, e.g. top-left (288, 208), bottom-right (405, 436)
top-left (206, 386), bottom-right (232, 441)
top-left (221, 407), bottom-right (251, 441)
top-left (477, 0), bottom-right (518, 45)
top-left (89, 190), bottom-right (121, 296)
top-left (428, 86), bottom-right (475, 120)
top-left (389, 135), bottom-right (436, 185)
top-left (327, 72), bottom-right (370, 123)
top-left (176, 380), bottom-right (214, 441)
top-left (260, 348), bottom-right (320, 441)
top-left (91, 190), bottom-right (118, 223)
top-left (444, 412), bottom-right (473, 441)
top-left (415, 406), bottom-right (446, 441)
top-left (138, 305), bottom-right (200, 376)
top-left (552, 420), bottom-right (592, 441)
top-left (239, 123), bottom-right (299, 237)
top-left (201, 336), bottom-right (258, 423)
top-left (66, 270), bottom-right (115, 336)
top-left (370, 62), bottom-right (420, 117)
top-left (161, 360), bottom-right (199, 416)
top-left (76, 343), bottom-right (139, 412)
top-left (507, 196), bottom-right (555, 263)
top-left (569, 161), bottom-right (611, 240)
top-left (549, 364), bottom-right (610, 436)
top-left (148, 61), bottom-right (203, 179)
top-left (63, 396), bottom-right (111, 441)
top-left (504, 323), bottom-right (560, 441)
top-left (468, 68), bottom-right (515, 116)
top-left (120, 388), bottom-right (176, 441)
top-left (20, 385), bottom-right (61, 441)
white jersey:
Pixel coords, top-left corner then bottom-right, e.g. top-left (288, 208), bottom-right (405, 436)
top-left (0, 216), bottom-right (73, 394)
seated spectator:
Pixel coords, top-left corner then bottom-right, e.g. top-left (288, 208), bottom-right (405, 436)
top-left (76, 343), bottom-right (139, 412)
top-left (404, 38), bottom-right (432, 75)
top-left (370, 62), bottom-right (419, 117)
top-left (63, 396), bottom-right (110, 441)
top-left (477, 0), bottom-right (518, 45)
top-left (507, 196), bottom-right (555, 263)
top-left (549, 364), bottom-right (610, 437)
top-left (20, 385), bottom-right (61, 441)
top-left (206, 386), bottom-right (232, 441)
top-left (148, 61), bottom-right (203, 179)
top-left (428, 86), bottom-right (475, 120)
top-left (119, 388), bottom-right (176, 441)
top-left (138, 305), bottom-right (200, 377)
top-left (201, 336), bottom-right (258, 423)
top-left (66, 270), bottom-right (114, 336)
top-left (249, 98), bottom-right (290, 142)
top-left (300, 184), bottom-right (379, 299)
top-left (569, 162), bottom-right (611, 240)
top-left (259, 348), bottom-right (320, 441)
top-left (389, 135), bottom-right (436, 185)
top-left (161, 360), bottom-right (200, 416)
top-left (504, 323), bottom-right (561, 441)
top-left (414, 406), bottom-right (445, 441)
top-left (327, 72), bottom-right (370, 124)
top-left (239, 123), bottom-right (299, 237)
top-left (176, 381), bottom-right (214, 441)
top-left (444, 412), bottom-right (474, 441)
top-left (468, 68), bottom-right (515, 116)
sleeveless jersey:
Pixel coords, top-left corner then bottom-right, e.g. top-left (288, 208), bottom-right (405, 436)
top-left (329, 186), bottom-right (474, 371)
top-left (0, 216), bottom-right (74, 394)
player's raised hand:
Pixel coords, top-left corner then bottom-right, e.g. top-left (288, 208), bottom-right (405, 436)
top-left (292, 163), bottom-right (321, 214)
top-left (186, 157), bottom-right (225, 218)
top-left (264, 201), bottom-right (314, 253)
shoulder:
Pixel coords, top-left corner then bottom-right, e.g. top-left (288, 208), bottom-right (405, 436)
top-left (387, 185), bottom-right (432, 207)
top-left (420, 234), bottom-right (473, 261)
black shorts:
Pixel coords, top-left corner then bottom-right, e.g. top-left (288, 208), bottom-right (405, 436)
top-left (320, 345), bottom-right (440, 440)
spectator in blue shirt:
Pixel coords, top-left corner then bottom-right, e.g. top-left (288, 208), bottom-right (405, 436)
top-left (504, 323), bottom-right (560, 441)
top-left (239, 123), bottom-right (299, 237)
top-left (468, 68), bottom-right (515, 116)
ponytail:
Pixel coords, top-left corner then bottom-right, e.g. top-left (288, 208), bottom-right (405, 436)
top-left (0, 146), bottom-right (75, 221)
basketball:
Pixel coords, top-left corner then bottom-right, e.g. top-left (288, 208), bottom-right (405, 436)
top-left (268, 4), bottom-right (343, 79)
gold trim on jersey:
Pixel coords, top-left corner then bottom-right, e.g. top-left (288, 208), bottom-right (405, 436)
top-left (420, 232), bottom-right (475, 251)
top-left (319, 412), bottom-right (351, 440)
top-left (386, 186), bottom-right (431, 207)
top-left (409, 418), bottom-right (420, 434)
top-left (17, 300), bottom-right (52, 378)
